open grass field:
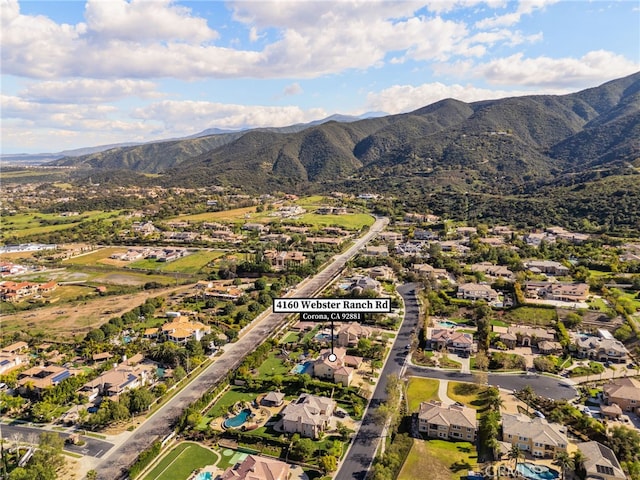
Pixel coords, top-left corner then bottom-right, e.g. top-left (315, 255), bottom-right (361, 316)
top-left (128, 250), bottom-right (226, 274)
top-left (62, 247), bottom-right (128, 266)
top-left (406, 377), bottom-right (440, 412)
top-left (288, 213), bottom-right (375, 230)
top-left (399, 440), bottom-right (478, 480)
top-left (502, 306), bottom-right (557, 326)
top-left (1, 210), bottom-right (122, 240)
top-left (170, 206), bottom-right (257, 223)
top-left (142, 442), bottom-right (219, 480)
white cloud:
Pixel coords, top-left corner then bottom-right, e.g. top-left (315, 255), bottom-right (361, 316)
top-left (475, 51), bottom-right (640, 87)
top-left (475, 0), bottom-right (559, 28)
top-left (83, 0), bottom-right (217, 43)
top-left (283, 83), bottom-right (303, 96)
top-left (363, 81), bottom-right (559, 114)
top-left (0, 0), bottom-right (540, 80)
top-left (132, 99), bottom-right (326, 132)
top-left (20, 79), bottom-right (162, 103)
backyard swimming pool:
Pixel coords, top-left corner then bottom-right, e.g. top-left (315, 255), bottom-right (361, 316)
top-left (195, 472), bottom-right (213, 480)
top-left (292, 361), bottom-right (312, 375)
top-left (437, 320), bottom-right (459, 328)
top-left (517, 462), bottom-right (559, 480)
top-left (223, 409), bottom-right (252, 429)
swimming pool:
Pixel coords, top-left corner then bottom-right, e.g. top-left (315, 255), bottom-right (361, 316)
top-left (314, 333), bottom-right (333, 342)
top-left (517, 462), bottom-right (559, 480)
top-left (292, 361), bottom-right (312, 375)
top-left (437, 320), bottom-right (459, 329)
top-left (223, 409), bottom-right (252, 429)
top-left (194, 472), bottom-right (213, 480)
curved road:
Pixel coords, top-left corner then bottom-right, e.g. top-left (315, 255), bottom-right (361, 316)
top-left (335, 283), bottom-right (578, 480)
top-left (96, 216), bottom-right (389, 479)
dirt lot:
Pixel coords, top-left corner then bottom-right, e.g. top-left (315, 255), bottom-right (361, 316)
top-left (0, 284), bottom-right (194, 339)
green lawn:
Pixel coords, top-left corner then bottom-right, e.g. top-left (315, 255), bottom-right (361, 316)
top-left (1, 210), bottom-right (123, 239)
top-left (256, 353), bottom-right (290, 378)
top-left (128, 250), bottom-right (225, 273)
top-left (205, 388), bottom-right (259, 420)
top-left (288, 213), bottom-right (375, 230)
top-left (142, 442), bottom-right (219, 480)
top-left (406, 377), bottom-right (440, 412)
top-left (399, 440), bottom-right (478, 480)
top-left (446, 382), bottom-right (489, 410)
top-left (170, 206), bottom-right (257, 223)
top-left (62, 247), bottom-right (127, 265)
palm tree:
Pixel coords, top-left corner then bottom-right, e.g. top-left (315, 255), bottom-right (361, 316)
top-left (554, 451), bottom-right (574, 480)
top-left (486, 387), bottom-right (504, 411)
top-left (572, 449), bottom-right (587, 479)
top-left (508, 444), bottom-right (522, 471)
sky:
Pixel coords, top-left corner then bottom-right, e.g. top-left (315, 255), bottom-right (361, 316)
top-left (1, 0), bottom-right (639, 154)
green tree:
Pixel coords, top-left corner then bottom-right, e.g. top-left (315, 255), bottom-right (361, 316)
top-left (319, 455), bottom-right (338, 474)
top-left (290, 437), bottom-right (316, 461)
top-left (554, 451), bottom-right (574, 480)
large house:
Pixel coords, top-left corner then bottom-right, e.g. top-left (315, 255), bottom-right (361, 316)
top-left (161, 317), bottom-right (211, 344)
top-left (281, 394), bottom-right (335, 438)
top-left (18, 365), bottom-right (74, 396)
top-left (505, 326), bottom-right (556, 347)
top-left (336, 322), bottom-right (372, 348)
top-left (220, 454), bottom-right (290, 480)
top-left (264, 250), bottom-right (307, 271)
top-left (577, 441), bottom-right (627, 480)
top-left (428, 329), bottom-right (476, 355)
top-left (525, 260), bottom-right (570, 276)
top-left (457, 283), bottom-right (499, 302)
top-left (524, 282), bottom-right (589, 302)
top-left (574, 336), bottom-right (628, 363)
top-left (313, 348), bottom-right (362, 386)
top-left (417, 401), bottom-right (477, 441)
top-left (603, 377), bottom-right (640, 415)
top-left (79, 354), bottom-right (153, 401)
top-left (501, 413), bottom-right (568, 458)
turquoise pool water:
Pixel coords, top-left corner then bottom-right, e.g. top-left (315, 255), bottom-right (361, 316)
top-left (195, 472), bottom-right (212, 480)
top-left (517, 462), bottom-right (559, 480)
top-left (437, 320), bottom-right (459, 328)
top-left (292, 361), bottom-right (312, 374)
top-left (224, 409), bottom-right (251, 428)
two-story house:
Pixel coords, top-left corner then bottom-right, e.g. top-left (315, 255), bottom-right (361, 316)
top-left (457, 283), bottom-right (499, 302)
top-left (501, 413), bottom-right (568, 458)
top-left (603, 378), bottom-right (640, 415)
top-left (428, 329), bottom-right (476, 356)
top-left (281, 394), bottom-right (335, 439)
top-left (417, 401), bottom-right (477, 441)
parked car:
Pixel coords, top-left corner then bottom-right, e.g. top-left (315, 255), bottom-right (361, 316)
top-left (534, 410), bottom-right (545, 419)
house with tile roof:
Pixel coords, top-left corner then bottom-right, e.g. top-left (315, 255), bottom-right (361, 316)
top-left (501, 413), bottom-right (568, 458)
top-left (574, 336), bottom-right (628, 363)
top-left (336, 322), bottom-right (372, 348)
top-left (220, 454), bottom-right (290, 480)
top-left (456, 283), bottom-right (499, 302)
top-left (603, 377), bottom-right (640, 414)
top-left (161, 317), bottom-right (211, 344)
top-left (577, 441), bottom-right (627, 480)
top-left (428, 329), bottom-right (476, 355)
top-left (418, 401), bottom-right (477, 441)
top-left (312, 348), bottom-right (362, 386)
top-left (281, 393), bottom-right (335, 438)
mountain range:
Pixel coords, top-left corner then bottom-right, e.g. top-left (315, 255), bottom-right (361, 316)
top-left (42, 73), bottom-right (640, 231)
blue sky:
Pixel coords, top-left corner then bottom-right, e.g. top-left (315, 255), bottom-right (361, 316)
top-left (1, 0), bottom-right (639, 154)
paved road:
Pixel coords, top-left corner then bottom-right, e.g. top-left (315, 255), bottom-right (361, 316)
top-left (336, 283), bottom-right (421, 480)
top-left (405, 366), bottom-right (578, 401)
top-left (95, 216), bottom-right (389, 479)
top-left (0, 423), bottom-right (113, 458)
